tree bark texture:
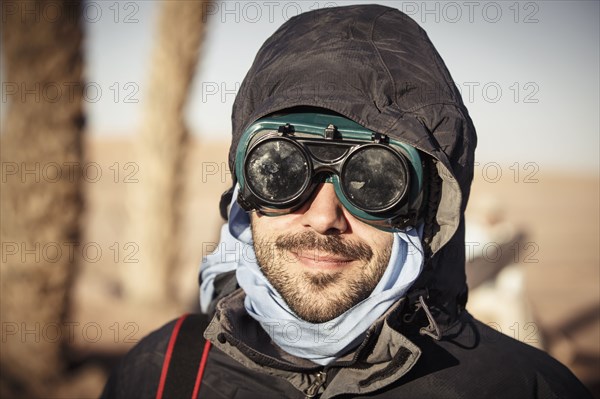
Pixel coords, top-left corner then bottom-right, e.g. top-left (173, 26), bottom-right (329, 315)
top-left (124, 1), bottom-right (209, 303)
top-left (0, 0), bottom-right (84, 397)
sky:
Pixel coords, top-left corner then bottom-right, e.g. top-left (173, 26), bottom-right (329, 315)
top-left (5, 1), bottom-right (600, 173)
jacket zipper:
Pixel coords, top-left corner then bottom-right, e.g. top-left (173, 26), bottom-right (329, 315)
top-left (304, 370), bottom-right (327, 398)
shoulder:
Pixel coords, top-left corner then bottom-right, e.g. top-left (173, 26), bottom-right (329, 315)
top-left (101, 314), bottom-right (211, 399)
top-left (474, 319), bottom-right (592, 398)
top-left (469, 318), bottom-right (580, 377)
top-left (400, 314), bottom-right (592, 399)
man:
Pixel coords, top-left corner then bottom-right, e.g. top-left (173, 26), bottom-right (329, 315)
top-left (103, 4), bottom-right (591, 398)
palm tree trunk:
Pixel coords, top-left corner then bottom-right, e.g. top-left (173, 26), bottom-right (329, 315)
top-left (123, 1), bottom-right (209, 304)
top-left (0, 0), bottom-right (84, 396)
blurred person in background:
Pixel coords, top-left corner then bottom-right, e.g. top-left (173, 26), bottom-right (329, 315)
top-left (102, 5), bottom-right (591, 398)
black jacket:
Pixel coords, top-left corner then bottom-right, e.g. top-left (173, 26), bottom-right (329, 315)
top-left (102, 308), bottom-right (591, 398)
top-left (103, 5), bottom-right (591, 398)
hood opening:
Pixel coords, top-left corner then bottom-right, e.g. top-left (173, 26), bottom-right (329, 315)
top-left (223, 4), bottom-right (476, 330)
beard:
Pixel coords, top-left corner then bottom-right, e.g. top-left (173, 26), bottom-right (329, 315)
top-left (251, 227), bottom-right (392, 323)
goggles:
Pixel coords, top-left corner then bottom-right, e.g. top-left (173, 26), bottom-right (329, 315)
top-left (235, 113), bottom-right (425, 231)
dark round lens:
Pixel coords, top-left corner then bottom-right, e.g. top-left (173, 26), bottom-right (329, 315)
top-left (245, 139), bottom-right (309, 202)
top-left (341, 146), bottom-right (408, 211)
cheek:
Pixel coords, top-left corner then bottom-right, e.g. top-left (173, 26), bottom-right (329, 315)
top-left (373, 233), bottom-right (394, 254)
top-left (361, 230), bottom-right (394, 254)
top-left (251, 213), bottom-right (303, 236)
top-left (252, 214), bottom-right (300, 233)
top-left (341, 209), bottom-right (394, 249)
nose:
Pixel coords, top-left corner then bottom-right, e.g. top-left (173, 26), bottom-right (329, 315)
top-left (299, 183), bottom-right (348, 235)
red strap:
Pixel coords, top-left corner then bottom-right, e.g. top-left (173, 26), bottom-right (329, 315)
top-left (191, 340), bottom-right (212, 399)
top-left (156, 314), bottom-right (189, 399)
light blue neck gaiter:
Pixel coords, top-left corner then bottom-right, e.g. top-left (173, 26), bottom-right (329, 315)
top-left (200, 187), bottom-right (424, 366)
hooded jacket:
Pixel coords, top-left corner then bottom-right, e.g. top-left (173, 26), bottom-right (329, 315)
top-left (102, 5), bottom-right (591, 398)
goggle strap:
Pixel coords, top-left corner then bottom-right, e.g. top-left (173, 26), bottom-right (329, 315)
top-left (237, 192), bottom-right (258, 213)
top-left (219, 186), bottom-right (235, 220)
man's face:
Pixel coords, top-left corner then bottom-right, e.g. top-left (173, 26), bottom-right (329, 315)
top-left (250, 182), bottom-right (394, 323)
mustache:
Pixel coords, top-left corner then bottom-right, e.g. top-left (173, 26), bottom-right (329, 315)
top-left (274, 231), bottom-right (373, 262)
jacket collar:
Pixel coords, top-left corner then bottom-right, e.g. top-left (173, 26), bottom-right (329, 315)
top-left (204, 289), bottom-right (422, 398)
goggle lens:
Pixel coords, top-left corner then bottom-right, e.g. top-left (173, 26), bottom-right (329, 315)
top-left (341, 146), bottom-right (408, 211)
top-left (245, 139), bottom-right (309, 202)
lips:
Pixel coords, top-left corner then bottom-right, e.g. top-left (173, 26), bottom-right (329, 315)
top-left (290, 250), bottom-right (354, 270)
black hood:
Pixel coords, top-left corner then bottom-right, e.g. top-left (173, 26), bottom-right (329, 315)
top-left (228, 4), bottom-right (477, 327)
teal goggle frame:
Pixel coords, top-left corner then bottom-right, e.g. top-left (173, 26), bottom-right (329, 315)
top-left (235, 113), bottom-right (424, 231)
